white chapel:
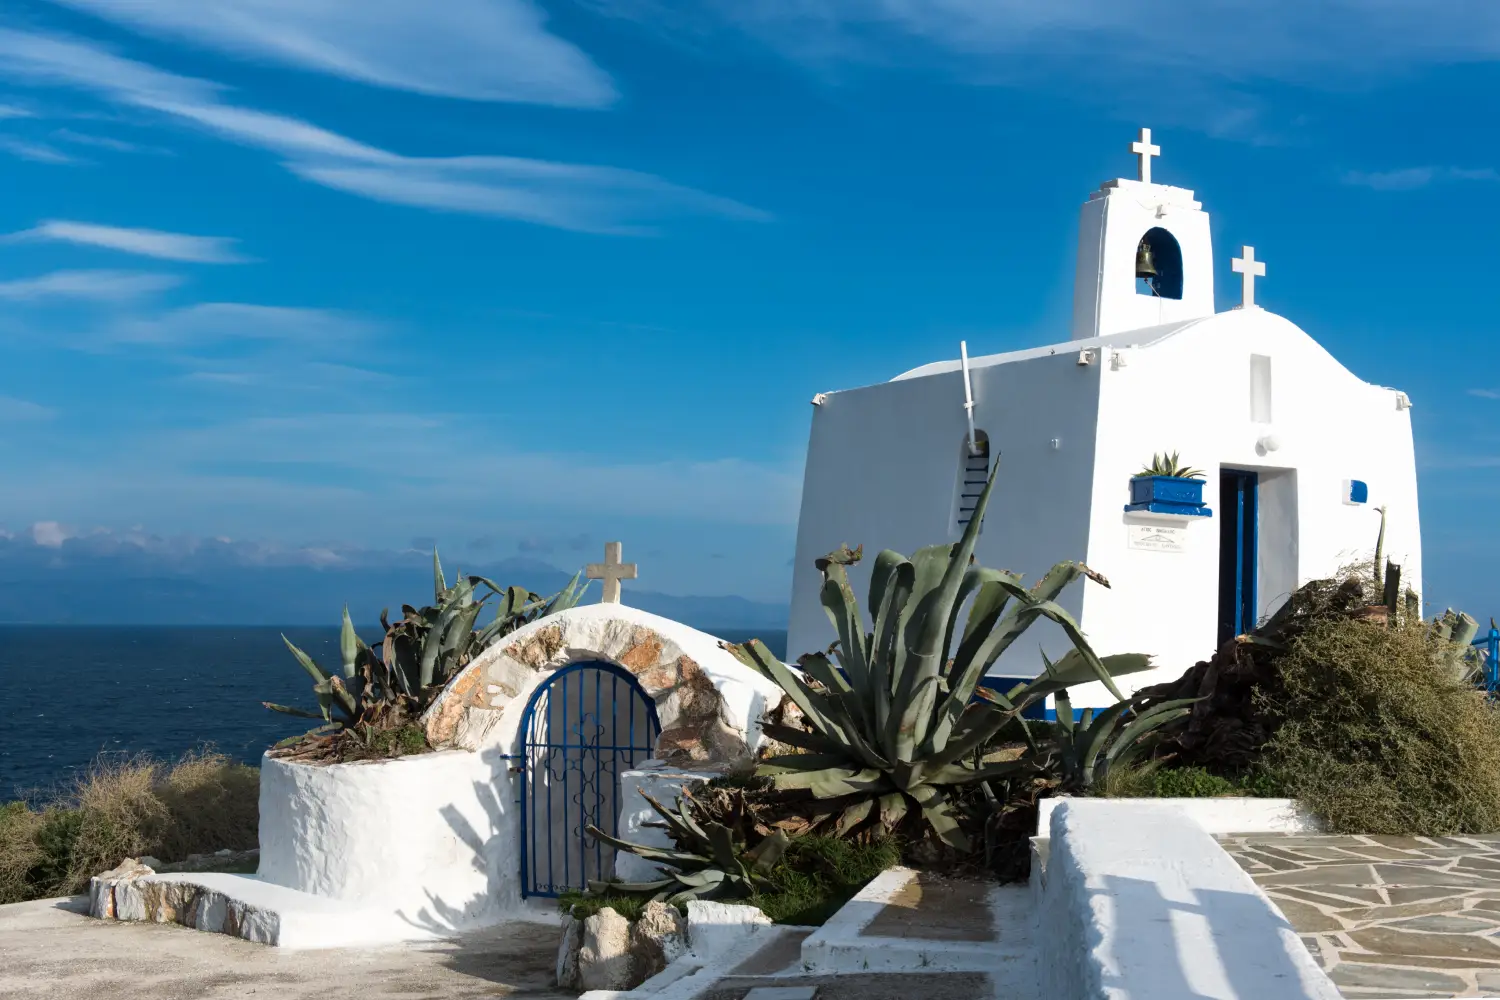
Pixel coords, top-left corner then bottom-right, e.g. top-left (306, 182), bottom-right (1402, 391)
top-left (788, 129), bottom-right (1422, 707)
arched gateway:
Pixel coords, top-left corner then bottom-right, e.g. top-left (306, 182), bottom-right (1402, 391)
top-left (518, 660), bottom-right (660, 897)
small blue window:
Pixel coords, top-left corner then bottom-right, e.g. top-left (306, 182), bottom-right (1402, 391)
top-left (1344, 480), bottom-right (1369, 505)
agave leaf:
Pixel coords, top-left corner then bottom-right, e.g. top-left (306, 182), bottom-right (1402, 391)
top-left (907, 782), bottom-right (969, 851)
top-left (726, 640), bottom-right (860, 750)
top-left (923, 757), bottom-right (1041, 785)
top-left (877, 792), bottom-right (908, 834)
top-left (745, 831), bottom-right (790, 874)
top-left (1078, 700), bottom-right (1133, 777)
top-left (587, 878), bottom-right (675, 894)
top-left (834, 799), bottom-right (874, 838)
top-left (758, 721), bottom-right (846, 756)
top-left (1054, 687), bottom-right (1075, 733)
top-left (705, 824), bottom-right (737, 868)
top-left (816, 555), bottom-right (873, 723)
top-left (432, 549), bottom-right (447, 603)
top-left (896, 464), bottom-right (1000, 757)
top-left (283, 635), bottom-right (331, 684)
top-left (868, 555), bottom-right (914, 752)
top-left (1106, 699), bottom-right (1199, 764)
top-left (263, 702), bottom-right (325, 719)
top-left (339, 606), bottom-right (360, 680)
top-left (584, 824), bottom-right (711, 866)
top-left (766, 766), bottom-right (889, 798)
top-left (757, 753), bottom-right (860, 774)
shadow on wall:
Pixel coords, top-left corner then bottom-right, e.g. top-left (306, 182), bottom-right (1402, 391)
top-left (1094, 874), bottom-right (1326, 999)
top-left (401, 746), bottom-right (518, 937)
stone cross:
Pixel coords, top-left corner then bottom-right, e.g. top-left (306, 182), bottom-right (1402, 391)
top-left (1131, 127), bottom-right (1161, 184)
top-left (1232, 246), bottom-right (1266, 309)
top-left (586, 541), bottom-right (637, 604)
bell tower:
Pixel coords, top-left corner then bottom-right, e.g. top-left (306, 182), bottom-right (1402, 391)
top-left (1071, 128), bottom-right (1215, 340)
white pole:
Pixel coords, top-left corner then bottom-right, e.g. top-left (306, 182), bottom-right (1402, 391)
top-left (961, 340), bottom-right (979, 456)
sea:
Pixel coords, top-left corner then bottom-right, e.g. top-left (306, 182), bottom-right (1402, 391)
top-left (0, 625), bottom-right (787, 803)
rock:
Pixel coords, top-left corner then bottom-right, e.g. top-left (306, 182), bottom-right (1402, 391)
top-left (138, 856), bottom-right (163, 869)
top-left (114, 879), bottom-right (147, 921)
top-left (88, 859), bottom-right (153, 921)
top-left (577, 907), bottom-right (633, 992)
top-left (630, 901), bottom-right (687, 984)
top-left (686, 900), bottom-right (770, 959)
top-left (556, 914), bottom-right (582, 990)
top-left (191, 889), bottom-right (228, 933)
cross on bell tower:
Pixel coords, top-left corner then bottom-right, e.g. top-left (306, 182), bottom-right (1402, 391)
top-left (1131, 127), bottom-right (1161, 184)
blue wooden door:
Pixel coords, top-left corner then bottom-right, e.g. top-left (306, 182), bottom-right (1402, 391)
top-left (1217, 470), bottom-right (1259, 647)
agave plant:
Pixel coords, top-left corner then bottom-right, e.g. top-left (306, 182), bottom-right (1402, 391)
top-left (1138, 451), bottom-right (1205, 479)
top-left (585, 789), bottom-right (790, 904)
top-left (726, 466), bottom-right (1156, 850)
top-left (1045, 678), bottom-right (1197, 793)
top-left (265, 550), bottom-right (590, 729)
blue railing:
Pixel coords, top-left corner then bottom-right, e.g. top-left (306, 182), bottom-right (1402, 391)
top-left (1475, 625), bottom-right (1500, 695)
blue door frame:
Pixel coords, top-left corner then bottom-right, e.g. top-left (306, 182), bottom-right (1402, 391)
top-left (1218, 469), bottom-right (1259, 646)
top-left (518, 660), bottom-right (660, 899)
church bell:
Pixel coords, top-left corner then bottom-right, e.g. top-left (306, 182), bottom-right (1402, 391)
top-left (1134, 238), bottom-right (1159, 280)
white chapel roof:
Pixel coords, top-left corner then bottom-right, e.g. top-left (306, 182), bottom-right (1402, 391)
top-left (891, 315), bottom-right (1215, 382)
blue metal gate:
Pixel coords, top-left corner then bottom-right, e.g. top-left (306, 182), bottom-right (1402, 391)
top-left (518, 660), bottom-right (660, 898)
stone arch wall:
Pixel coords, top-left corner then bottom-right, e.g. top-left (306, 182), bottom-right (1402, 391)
top-left (420, 604), bottom-right (784, 765)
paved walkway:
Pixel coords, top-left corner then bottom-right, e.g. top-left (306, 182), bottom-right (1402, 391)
top-left (0, 895), bottom-right (572, 1000)
top-left (1219, 832), bottom-right (1500, 999)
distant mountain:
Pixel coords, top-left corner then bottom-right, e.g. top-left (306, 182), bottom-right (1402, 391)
top-left (0, 528), bottom-right (787, 631)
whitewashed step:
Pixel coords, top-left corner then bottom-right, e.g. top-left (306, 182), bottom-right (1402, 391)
top-left (90, 867), bottom-right (449, 949)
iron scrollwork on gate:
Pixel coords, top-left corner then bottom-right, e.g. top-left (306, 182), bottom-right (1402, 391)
top-left (518, 660), bottom-right (661, 898)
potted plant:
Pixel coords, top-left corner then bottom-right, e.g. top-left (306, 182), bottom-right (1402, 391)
top-left (1126, 452), bottom-right (1211, 515)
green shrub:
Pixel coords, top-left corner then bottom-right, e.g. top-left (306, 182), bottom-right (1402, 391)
top-left (1260, 615), bottom-right (1500, 835)
top-left (0, 749), bottom-right (260, 903)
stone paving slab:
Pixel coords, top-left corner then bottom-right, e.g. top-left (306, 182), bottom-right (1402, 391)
top-left (1220, 832), bottom-right (1500, 998)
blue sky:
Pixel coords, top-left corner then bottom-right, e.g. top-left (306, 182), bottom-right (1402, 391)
top-left (0, 1), bottom-right (1496, 613)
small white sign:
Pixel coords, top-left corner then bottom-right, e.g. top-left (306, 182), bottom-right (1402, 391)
top-left (1128, 522), bottom-right (1186, 553)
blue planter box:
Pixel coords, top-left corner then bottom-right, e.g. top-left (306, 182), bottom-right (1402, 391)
top-left (1125, 475), bottom-right (1212, 517)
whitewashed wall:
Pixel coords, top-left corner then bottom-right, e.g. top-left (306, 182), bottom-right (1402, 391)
top-left (789, 350), bottom-right (1103, 672)
top-left (789, 309), bottom-right (1419, 706)
top-left (1073, 307), bottom-right (1420, 703)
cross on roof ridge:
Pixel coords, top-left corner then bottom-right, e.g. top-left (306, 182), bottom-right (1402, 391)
top-left (586, 541), bottom-right (638, 604)
top-left (1231, 245), bottom-right (1267, 309)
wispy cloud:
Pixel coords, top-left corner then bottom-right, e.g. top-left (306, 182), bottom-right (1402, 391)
top-left (46, 0), bottom-right (617, 107)
top-left (589, 1), bottom-right (1500, 84)
top-left (0, 268), bottom-right (182, 301)
top-left (0, 103), bottom-right (34, 119)
top-left (0, 395), bottom-right (56, 422)
top-left (50, 128), bottom-right (158, 153)
top-left (103, 303), bottom-right (371, 346)
top-left (0, 135), bottom-right (75, 163)
top-left (1469, 389), bottom-right (1500, 400)
top-left (1342, 166), bottom-right (1500, 191)
top-left (6, 219), bottom-right (248, 262)
top-left (0, 27), bottom-right (766, 234)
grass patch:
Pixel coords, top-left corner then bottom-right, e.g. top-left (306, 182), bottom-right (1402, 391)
top-left (1260, 614), bottom-right (1500, 835)
top-left (0, 749), bottom-right (259, 904)
top-left (560, 836), bottom-right (900, 927)
top-left (752, 836), bottom-right (900, 925)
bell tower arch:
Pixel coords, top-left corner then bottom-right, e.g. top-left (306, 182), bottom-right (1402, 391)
top-left (1071, 129), bottom-right (1215, 339)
